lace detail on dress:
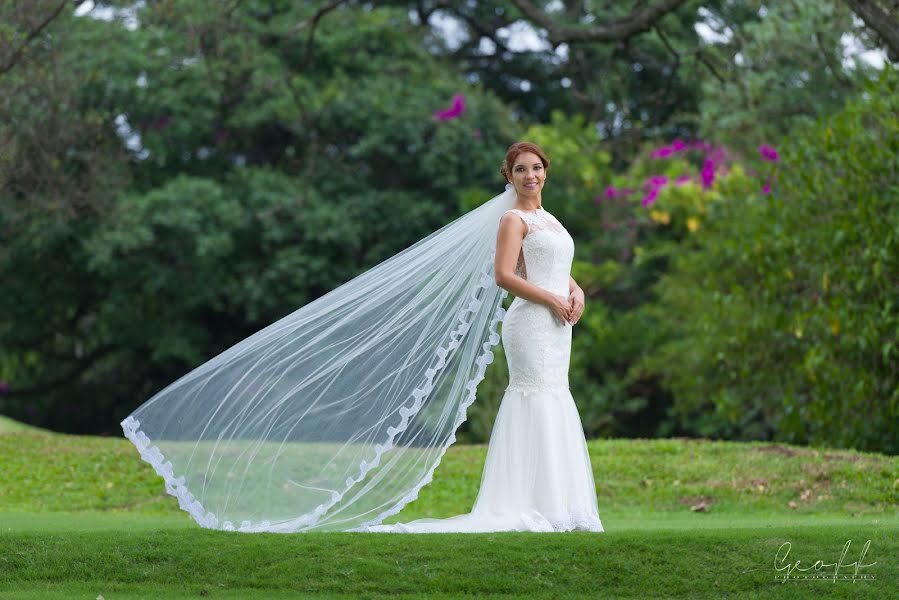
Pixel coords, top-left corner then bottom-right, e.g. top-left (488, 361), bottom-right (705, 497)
top-left (506, 382), bottom-right (569, 395)
top-left (501, 208), bottom-right (572, 296)
top-left (504, 208), bottom-right (568, 280)
top-left (503, 208), bottom-right (565, 235)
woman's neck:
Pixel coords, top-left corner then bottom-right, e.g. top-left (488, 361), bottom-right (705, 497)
top-left (515, 194), bottom-right (542, 212)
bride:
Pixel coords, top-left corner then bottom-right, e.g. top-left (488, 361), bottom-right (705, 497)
top-left (363, 142), bottom-right (604, 533)
top-left (120, 141), bottom-right (603, 534)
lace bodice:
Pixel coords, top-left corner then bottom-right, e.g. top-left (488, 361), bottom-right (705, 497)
top-left (502, 208), bottom-right (573, 297)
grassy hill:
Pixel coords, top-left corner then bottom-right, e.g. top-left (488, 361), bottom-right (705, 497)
top-left (0, 414), bottom-right (50, 435)
top-left (0, 418), bottom-right (896, 598)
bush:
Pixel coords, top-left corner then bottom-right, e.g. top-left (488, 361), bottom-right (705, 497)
top-left (635, 67), bottom-right (899, 454)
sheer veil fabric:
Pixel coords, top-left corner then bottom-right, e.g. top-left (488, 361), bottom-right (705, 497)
top-left (121, 184), bottom-right (521, 533)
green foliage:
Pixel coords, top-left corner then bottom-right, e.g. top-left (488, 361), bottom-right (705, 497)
top-left (637, 68), bottom-right (899, 453)
top-left (697, 0), bottom-right (880, 155)
top-left (1, 0), bottom-right (893, 456)
top-left (0, 2), bottom-right (524, 434)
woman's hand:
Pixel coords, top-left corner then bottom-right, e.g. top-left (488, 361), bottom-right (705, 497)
top-left (567, 287), bottom-right (585, 325)
top-left (548, 294), bottom-right (573, 326)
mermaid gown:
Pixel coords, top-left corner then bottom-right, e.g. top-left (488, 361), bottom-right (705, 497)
top-left (363, 207), bottom-right (604, 533)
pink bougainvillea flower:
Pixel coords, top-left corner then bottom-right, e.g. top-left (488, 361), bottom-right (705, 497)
top-left (650, 138), bottom-right (690, 158)
top-left (675, 174), bottom-right (692, 185)
top-left (605, 185), bottom-right (617, 198)
top-left (641, 187), bottom-right (659, 207)
top-left (758, 144), bottom-right (779, 162)
top-left (639, 174), bottom-right (669, 208)
top-left (700, 158), bottom-right (716, 189)
top-left (434, 93), bottom-right (466, 120)
top-left (762, 182), bottom-right (772, 194)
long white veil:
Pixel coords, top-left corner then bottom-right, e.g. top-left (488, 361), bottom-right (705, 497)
top-left (121, 183), bottom-right (518, 532)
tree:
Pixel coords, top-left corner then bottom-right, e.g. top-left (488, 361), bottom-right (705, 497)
top-left (841, 0), bottom-right (899, 61)
top-left (0, 1), bottom-right (523, 434)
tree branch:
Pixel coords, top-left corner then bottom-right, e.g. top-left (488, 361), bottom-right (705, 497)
top-left (509, 0), bottom-right (691, 45)
top-left (0, 0), bottom-right (90, 76)
top-left (841, 0), bottom-right (899, 62)
top-left (288, 0), bottom-right (351, 67)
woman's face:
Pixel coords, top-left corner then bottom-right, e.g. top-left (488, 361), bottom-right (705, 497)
top-left (509, 152), bottom-right (546, 198)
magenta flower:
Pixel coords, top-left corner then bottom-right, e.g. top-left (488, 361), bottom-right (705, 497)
top-left (675, 174), bottom-right (692, 185)
top-left (434, 93), bottom-right (466, 120)
top-left (758, 144), bottom-right (779, 162)
top-left (650, 138), bottom-right (691, 158)
top-left (639, 174), bottom-right (669, 208)
top-left (601, 185), bottom-right (635, 198)
top-left (641, 187), bottom-right (659, 207)
top-left (762, 182), bottom-right (771, 194)
top-left (0, 381), bottom-right (9, 394)
top-left (700, 158), bottom-right (716, 189)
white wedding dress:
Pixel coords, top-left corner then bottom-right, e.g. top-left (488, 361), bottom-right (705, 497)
top-left (363, 207), bottom-right (604, 533)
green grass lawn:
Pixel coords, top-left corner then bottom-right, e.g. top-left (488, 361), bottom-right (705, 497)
top-left (0, 418), bottom-right (896, 598)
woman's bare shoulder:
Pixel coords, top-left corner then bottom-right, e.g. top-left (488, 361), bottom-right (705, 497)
top-left (499, 210), bottom-right (528, 231)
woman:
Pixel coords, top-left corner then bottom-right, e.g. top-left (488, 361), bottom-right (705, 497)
top-left (363, 142), bottom-right (604, 533)
top-left (120, 141), bottom-right (603, 534)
